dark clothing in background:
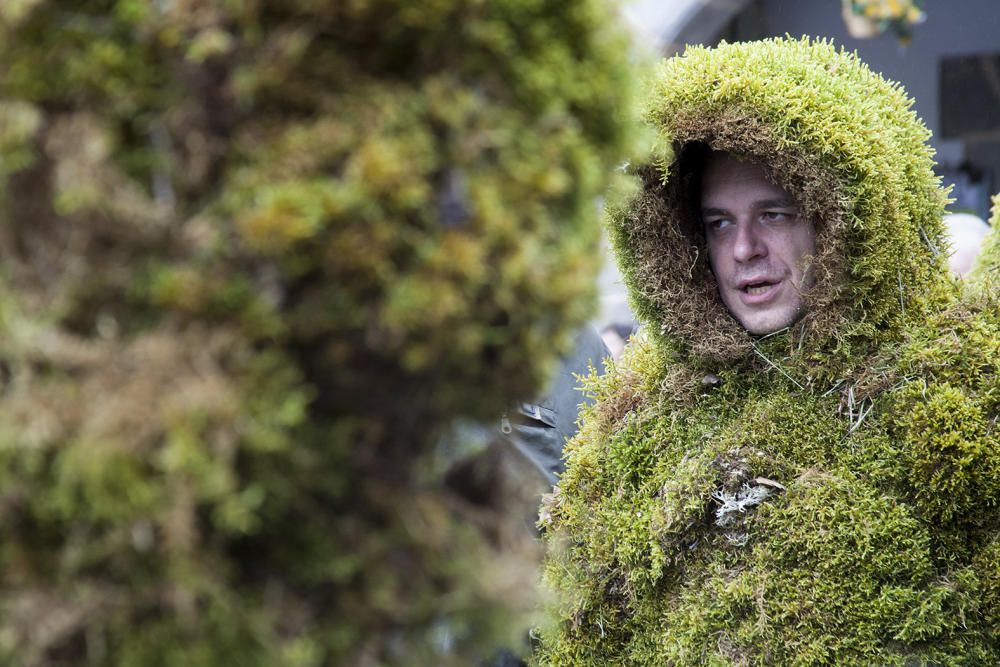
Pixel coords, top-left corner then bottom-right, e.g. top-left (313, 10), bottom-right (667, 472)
top-left (500, 327), bottom-right (608, 484)
top-left (478, 327), bottom-right (608, 667)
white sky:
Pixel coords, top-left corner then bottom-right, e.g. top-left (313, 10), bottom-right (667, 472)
top-left (620, 0), bottom-right (704, 50)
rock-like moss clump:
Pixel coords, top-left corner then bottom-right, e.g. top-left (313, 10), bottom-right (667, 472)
top-left (536, 38), bottom-right (1000, 665)
top-left (0, 1), bottom-right (634, 664)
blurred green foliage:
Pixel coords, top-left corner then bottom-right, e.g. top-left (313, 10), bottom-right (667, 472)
top-left (0, 1), bottom-right (635, 664)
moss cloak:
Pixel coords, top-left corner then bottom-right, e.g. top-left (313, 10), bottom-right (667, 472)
top-left (537, 37), bottom-right (1000, 666)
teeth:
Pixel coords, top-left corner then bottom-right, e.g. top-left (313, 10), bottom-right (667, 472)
top-left (745, 284), bottom-right (772, 295)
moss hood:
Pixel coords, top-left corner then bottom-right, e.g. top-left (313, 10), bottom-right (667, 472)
top-left (610, 37), bottom-right (951, 370)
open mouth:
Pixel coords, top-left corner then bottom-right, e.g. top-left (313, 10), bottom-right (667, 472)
top-left (742, 281), bottom-right (777, 295)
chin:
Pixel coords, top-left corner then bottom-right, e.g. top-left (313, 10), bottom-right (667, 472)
top-left (736, 307), bottom-right (804, 336)
top-left (744, 321), bottom-right (787, 336)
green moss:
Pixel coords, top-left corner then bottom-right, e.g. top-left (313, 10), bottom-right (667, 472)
top-left (889, 380), bottom-right (1000, 526)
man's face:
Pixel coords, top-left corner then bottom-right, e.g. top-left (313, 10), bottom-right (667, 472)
top-left (700, 152), bottom-right (816, 335)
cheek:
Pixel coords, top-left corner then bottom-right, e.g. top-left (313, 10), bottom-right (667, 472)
top-left (705, 238), bottom-right (725, 272)
top-left (799, 223), bottom-right (818, 255)
top-left (783, 230), bottom-right (816, 268)
top-left (801, 239), bottom-right (818, 268)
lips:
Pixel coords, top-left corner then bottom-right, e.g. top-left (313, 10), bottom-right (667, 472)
top-left (736, 278), bottom-right (782, 305)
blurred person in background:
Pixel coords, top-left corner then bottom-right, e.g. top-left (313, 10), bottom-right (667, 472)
top-left (944, 211), bottom-right (991, 276)
top-left (444, 326), bottom-right (608, 667)
top-left (501, 326), bottom-right (609, 485)
top-left (447, 327), bottom-right (608, 498)
top-left (600, 321), bottom-right (637, 362)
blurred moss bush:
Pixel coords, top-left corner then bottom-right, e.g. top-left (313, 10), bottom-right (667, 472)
top-left (0, 1), bottom-right (635, 664)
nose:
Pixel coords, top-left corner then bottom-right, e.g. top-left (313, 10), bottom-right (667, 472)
top-left (733, 220), bottom-right (767, 263)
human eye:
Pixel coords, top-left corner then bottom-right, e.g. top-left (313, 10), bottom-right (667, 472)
top-left (704, 217), bottom-right (732, 232)
top-left (761, 210), bottom-right (796, 223)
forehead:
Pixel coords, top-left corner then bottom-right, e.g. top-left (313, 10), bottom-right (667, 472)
top-left (700, 153), bottom-right (791, 205)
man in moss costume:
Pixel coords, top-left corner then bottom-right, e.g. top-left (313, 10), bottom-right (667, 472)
top-left (537, 37), bottom-right (1000, 665)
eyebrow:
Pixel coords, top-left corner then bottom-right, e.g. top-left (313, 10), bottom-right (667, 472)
top-left (701, 198), bottom-right (799, 216)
